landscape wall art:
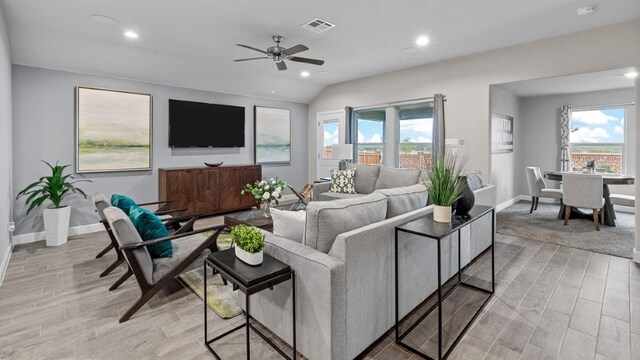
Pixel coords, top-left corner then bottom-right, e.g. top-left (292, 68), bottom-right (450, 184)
top-left (254, 106), bottom-right (291, 164)
top-left (76, 87), bottom-right (152, 173)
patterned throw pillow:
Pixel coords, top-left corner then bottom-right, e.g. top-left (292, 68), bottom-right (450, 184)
top-left (329, 169), bottom-right (356, 194)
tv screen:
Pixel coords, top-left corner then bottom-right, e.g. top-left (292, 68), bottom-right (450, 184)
top-left (169, 99), bottom-right (245, 148)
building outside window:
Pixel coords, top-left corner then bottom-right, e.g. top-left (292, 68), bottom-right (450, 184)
top-left (570, 107), bottom-right (625, 174)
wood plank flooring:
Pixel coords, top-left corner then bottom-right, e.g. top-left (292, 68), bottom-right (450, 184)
top-left (1, 219), bottom-right (638, 359)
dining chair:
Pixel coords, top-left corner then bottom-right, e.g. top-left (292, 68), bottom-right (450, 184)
top-left (562, 173), bottom-right (605, 231)
top-left (525, 167), bottom-right (563, 213)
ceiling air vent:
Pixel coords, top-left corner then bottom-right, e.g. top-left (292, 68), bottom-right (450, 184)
top-left (301, 18), bottom-right (335, 34)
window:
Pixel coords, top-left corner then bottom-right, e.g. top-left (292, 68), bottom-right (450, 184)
top-left (397, 103), bottom-right (434, 170)
top-left (322, 121), bottom-right (339, 159)
top-left (352, 109), bottom-right (385, 165)
top-left (570, 108), bottom-right (626, 174)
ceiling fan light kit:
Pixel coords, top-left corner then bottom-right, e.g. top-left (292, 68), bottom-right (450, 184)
top-left (235, 35), bottom-right (325, 71)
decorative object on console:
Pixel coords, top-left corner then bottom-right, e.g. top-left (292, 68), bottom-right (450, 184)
top-left (455, 176), bottom-right (475, 218)
top-left (332, 144), bottom-right (354, 170)
top-left (423, 152), bottom-right (467, 223)
top-left (329, 168), bottom-right (356, 194)
top-left (17, 161), bottom-right (91, 246)
top-left (76, 87), bottom-right (152, 173)
top-left (204, 161), bottom-right (224, 167)
top-left (241, 177), bottom-right (287, 218)
top-left (254, 106), bottom-right (291, 164)
top-left (230, 224), bottom-right (265, 266)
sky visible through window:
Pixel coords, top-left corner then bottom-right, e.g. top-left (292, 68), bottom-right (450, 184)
top-left (570, 108), bottom-right (624, 144)
top-left (323, 122), bottom-right (339, 146)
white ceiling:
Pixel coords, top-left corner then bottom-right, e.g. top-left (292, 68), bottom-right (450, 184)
top-left (2, 0), bottom-right (639, 103)
top-left (496, 67), bottom-right (637, 97)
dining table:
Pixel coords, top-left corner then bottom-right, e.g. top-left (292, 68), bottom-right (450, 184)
top-left (543, 171), bottom-right (635, 227)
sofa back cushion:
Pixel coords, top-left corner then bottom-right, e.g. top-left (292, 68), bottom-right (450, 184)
top-left (374, 167), bottom-right (421, 190)
top-left (304, 193), bottom-right (387, 253)
top-left (349, 164), bottom-right (380, 194)
top-left (375, 184), bottom-right (428, 218)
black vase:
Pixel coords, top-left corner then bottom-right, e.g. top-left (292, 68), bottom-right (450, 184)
top-left (455, 178), bottom-right (475, 218)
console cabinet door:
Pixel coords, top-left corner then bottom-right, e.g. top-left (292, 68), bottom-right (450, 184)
top-left (193, 169), bottom-right (220, 212)
top-left (162, 170), bottom-right (192, 212)
top-left (219, 168), bottom-right (241, 211)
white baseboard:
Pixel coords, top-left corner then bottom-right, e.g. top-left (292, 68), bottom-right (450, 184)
top-left (0, 241), bottom-right (14, 286)
top-left (12, 223), bottom-right (104, 246)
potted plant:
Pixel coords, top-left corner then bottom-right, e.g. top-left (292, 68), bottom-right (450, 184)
top-left (423, 152), bottom-right (467, 223)
top-left (230, 224), bottom-right (265, 266)
top-left (16, 161), bottom-right (90, 246)
top-left (241, 177), bottom-right (287, 217)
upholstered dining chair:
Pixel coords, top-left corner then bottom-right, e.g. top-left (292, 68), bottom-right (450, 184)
top-left (562, 173), bottom-right (605, 231)
top-left (525, 167), bottom-right (563, 213)
top-left (103, 206), bottom-right (225, 323)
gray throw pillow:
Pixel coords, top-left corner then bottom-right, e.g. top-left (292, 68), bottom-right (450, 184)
top-left (374, 167), bottom-right (421, 190)
top-left (304, 193), bottom-right (387, 253)
top-left (348, 164), bottom-right (380, 194)
top-left (466, 173), bottom-right (483, 191)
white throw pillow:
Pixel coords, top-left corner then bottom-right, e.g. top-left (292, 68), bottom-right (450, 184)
top-left (270, 208), bottom-right (306, 243)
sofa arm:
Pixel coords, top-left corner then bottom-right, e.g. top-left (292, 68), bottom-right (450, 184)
top-left (474, 184), bottom-right (496, 207)
top-left (312, 181), bottom-right (331, 201)
top-left (243, 232), bottom-right (346, 360)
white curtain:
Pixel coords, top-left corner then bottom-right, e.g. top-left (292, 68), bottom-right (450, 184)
top-left (560, 105), bottom-right (572, 171)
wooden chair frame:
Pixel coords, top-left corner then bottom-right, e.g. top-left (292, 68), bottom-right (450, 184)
top-left (115, 224), bottom-right (226, 323)
top-left (287, 184), bottom-right (314, 211)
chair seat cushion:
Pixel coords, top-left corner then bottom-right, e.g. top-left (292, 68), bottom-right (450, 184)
top-left (152, 234), bottom-right (208, 284)
top-left (609, 194), bottom-right (635, 207)
top-left (540, 188), bottom-right (563, 199)
top-left (129, 207), bottom-right (173, 258)
top-left (111, 194), bottom-right (137, 214)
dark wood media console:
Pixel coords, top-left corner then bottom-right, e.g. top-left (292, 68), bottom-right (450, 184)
top-left (159, 164), bottom-right (262, 215)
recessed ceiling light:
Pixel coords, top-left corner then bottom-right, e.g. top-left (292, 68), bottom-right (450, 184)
top-left (576, 5), bottom-right (596, 16)
top-left (271, 90), bottom-right (275, 94)
top-left (625, 71), bottom-right (639, 79)
top-left (415, 36), bottom-right (430, 46)
top-left (124, 30), bottom-right (139, 39)
top-left (300, 71), bottom-right (310, 78)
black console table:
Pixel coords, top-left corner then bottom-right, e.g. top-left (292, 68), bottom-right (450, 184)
top-left (394, 206), bottom-right (495, 360)
top-left (204, 248), bottom-right (296, 359)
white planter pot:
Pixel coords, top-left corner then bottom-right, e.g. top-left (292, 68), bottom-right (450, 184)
top-left (433, 205), bottom-right (452, 223)
top-left (235, 246), bottom-right (263, 266)
top-left (43, 206), bottom-right (71, 247)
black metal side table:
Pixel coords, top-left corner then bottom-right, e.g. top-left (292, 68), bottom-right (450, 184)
top-left (204, 248), bottom-right (296, 360)
top-left (394, 205), bottom-right (495, 360)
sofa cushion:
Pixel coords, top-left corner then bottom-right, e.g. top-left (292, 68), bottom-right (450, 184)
top-left (319, 192), bottom-right (366, 201)
top-left (271, 208), bottom-right (306, 243)
top-left (374, 167), bottom-right (421, 190)
top-left (375, 184), bottom-right (428, 218)
top-left (348, 164), bottom-right (380, 194)
top-left (304, 193), bottom-right (387, 253)
top-left (329, 169), bottom-right (356, 194)
top-left (128, 206), bottom-right (173, 258)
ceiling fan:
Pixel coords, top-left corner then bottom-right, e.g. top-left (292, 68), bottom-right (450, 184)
top-left (234, 35), bottom-right (325, 71)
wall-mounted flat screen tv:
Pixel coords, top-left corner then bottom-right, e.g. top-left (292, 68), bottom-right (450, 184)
top-left (169, 99), bottom-right (245, 148)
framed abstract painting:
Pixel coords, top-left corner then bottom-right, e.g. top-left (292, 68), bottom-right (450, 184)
top-left (75, 87), bottom-right (153, 173)
top-left (254, 106), bottom-right (291, 164)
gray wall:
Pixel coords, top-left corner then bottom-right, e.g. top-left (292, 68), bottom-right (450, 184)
top-left (518, 87), bottom-right (636, 196)
top-left (0, 4), bottom-right (13, 278)
top-left (12, 65), bottom-right (308, 235)
top-left (490, 86), bottom-right (522, 205)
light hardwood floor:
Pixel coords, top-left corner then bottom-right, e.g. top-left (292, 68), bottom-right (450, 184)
top-left (0, 220), bottom-right (638, 359)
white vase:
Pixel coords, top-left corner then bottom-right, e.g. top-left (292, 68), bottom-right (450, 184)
top-left (43, 206), bottom-right (71, 246)
top-left (235, 246), bottom-right (263, 266)
top-left (433, 205), bottom-right (452, 223)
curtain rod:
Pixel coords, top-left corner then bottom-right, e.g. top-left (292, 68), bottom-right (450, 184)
top-left (573, 102), bottom-right (635, 111)
top-left (351, 96), bottom-right (442, 111)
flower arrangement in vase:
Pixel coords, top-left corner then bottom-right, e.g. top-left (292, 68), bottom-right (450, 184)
top-left (241, 177), bottom-right (287, 217)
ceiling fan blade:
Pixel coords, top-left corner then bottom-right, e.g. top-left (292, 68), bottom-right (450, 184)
top-left (289, 56), bottom-right (325, 66)
top-left (276, 61), bottom-right (287, 71)
top-left (234, 57), bottom-right (270, 62)
top-left (236, 44), bottom-right (267, 54)
top-left (283, 44), bottom-right (309, 56)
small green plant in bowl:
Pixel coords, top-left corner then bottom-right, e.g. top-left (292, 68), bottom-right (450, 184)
top-left (230, 224), bottom-right (265, 265)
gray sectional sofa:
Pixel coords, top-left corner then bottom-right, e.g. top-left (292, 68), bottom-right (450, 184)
top-left (244, 166), bottom-right (496, 360)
